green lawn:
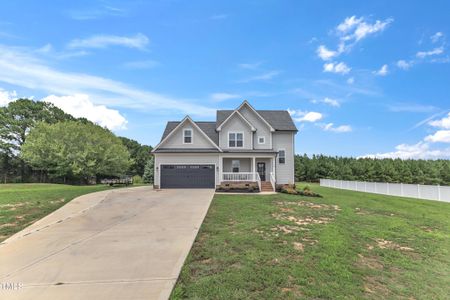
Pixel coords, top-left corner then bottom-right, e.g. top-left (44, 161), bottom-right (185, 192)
top-left (0, 183), bottom-right (118, 242)
top-left (172, 183), bottom-right (450, 299)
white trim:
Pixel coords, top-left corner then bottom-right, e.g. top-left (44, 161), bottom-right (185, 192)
top-left (228, 131), bottom-right (244, 148)
top-left (258, 136), bottom-right (265, 144)
top-left (182, 128), bottom-right (193, 144)
top-left (157, 162), bottom-right (218, 186)
top-left (217, 110), bottom-right (256, 131)
top-left (237, 100), bottom-right (275, 132)
top-left (152, 116), bottom-right (222, 152)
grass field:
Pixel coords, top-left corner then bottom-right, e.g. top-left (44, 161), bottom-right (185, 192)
top-left (171, 183), bottom-right (450, 299)
top-left (0, 183), bottom-right (118, 242)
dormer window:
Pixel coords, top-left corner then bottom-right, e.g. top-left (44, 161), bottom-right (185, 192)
top-left (258, 136), bottom-right (265, 144)
top-left (183, 129), bottom-right (192, 144)
top-left (229, 132), bottom-right (243, 148)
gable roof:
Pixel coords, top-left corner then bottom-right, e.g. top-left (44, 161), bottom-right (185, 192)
top-left (152, 117), bottom-right (221, 152)
top-left (160, 121), bottom-right (219, 145)
top-left (216, 110), bottom-right (256, 131)
top-left (217, 110), bottom-right (297, 131)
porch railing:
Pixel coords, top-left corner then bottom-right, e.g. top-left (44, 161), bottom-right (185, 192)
top-left (256, 172), bottom-right (261, 191)
top-left (270, 172), bottom-right (276, 190)
top-left (222, 172), bottom-right (256, 182)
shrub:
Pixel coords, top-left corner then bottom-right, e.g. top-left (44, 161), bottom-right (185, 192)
top-left (132, 175), bottom-right (143, 184)
top-left (280, 185), bottom-right (322, 197)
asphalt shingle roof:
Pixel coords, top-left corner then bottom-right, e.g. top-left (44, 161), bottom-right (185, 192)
top-left (160, 121), bottom-right (219, 145)
top-left (216, 110), bottom-right (297, 131)
top-left (159, 108), bottom-right (297, 148)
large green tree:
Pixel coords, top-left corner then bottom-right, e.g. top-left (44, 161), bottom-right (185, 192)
top-left (21, 121), bottom-right (131, 183)
top-left (295, 154), bottom-right (450, 185)
top-left (0, 99), bottom-right (73, 181)
top-left (119, 137), bottom-right (152, 176)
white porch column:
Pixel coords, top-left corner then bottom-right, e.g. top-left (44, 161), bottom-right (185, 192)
top-left (272, 157), bottom-right (276, 181)
top-left (218, 155), bottom-right (223, 185)
top-left (252, 156), bottom-right (256, 181)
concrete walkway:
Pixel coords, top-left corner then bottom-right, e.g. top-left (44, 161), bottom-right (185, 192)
top-left (0, 186), bottom-right (214, 300)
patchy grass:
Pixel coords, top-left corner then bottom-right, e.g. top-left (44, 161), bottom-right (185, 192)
top-left (0, 183), bottom-right (117, 242)
top-left (171, 183), bottom-right (450, 299)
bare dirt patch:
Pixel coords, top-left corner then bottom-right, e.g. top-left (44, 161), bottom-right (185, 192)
top-left (276, 201), bottom-right (340, 211)
top-left (364, 276), bottom-right (390, 297)
top-left (293, 242), bottom-right (304, 252)
top-left (0, 223), bottom-right (17, 229)
top-left (357, 254), bottom-right (384, 270)
top-left (272, 213), bottom-right (333, 225)
top-left (374, 239), bottom-right (414, 251)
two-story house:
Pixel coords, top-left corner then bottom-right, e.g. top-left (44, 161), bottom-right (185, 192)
top-left (151, 100), bottom-right (297, 192)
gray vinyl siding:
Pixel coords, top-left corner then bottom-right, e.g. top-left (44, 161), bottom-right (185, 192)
top-left (159, 121), bottom-right (214, 149)
top-left (222, 158), bottom-right (252, 172)
top-left (238, 105), bottom-right (272, 150)
top-left (219, 114), bottom-right (252, 150)
top-left (154, 153), bottom-right (220, 187)
top-left (273, 132), bottom-right (295, 184)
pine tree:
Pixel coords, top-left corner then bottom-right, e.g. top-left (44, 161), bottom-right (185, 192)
top-left (143, 157), bottom-right (154, 184)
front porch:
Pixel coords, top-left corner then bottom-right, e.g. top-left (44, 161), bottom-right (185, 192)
top-left (219, 157), bottom-right (276, 191)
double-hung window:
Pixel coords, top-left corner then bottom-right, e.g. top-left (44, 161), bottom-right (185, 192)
top-left (278, 149), bottom-right (286, 164)
top-left (183, 129), bottom-right (192, 144)
top-left (229, 132), bottom-right (243, 148)
top-left (231, 160), bottom-right (240, 173)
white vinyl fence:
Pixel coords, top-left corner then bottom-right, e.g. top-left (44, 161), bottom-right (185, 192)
top-left (320, 179), bottom-right (450, 203)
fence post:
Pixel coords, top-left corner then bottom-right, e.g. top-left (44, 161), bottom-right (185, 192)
top-left (364, 181), bottom-right (367, 192)
top-left (387, 182), bottom-right (390, 195)
top-left (400, 183), bottom-right (404, 197)
top-left (417, 184), bottom-right (420, 199)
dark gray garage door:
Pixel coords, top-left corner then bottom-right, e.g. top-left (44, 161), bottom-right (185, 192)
top-left (161, 164), bottom-right (215, 188)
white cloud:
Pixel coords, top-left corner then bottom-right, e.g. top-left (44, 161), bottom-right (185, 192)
top-left (67, 5), bottom-right (126, 20)
top-left (239, 70), bottom-right (281, 82)
top-left (337, 16), bottom-right (393, 42)
top-left (210, 93), bottom-right (241, 102)
top-left (425, 130), bottom-right (450, 143)
top-left (374, 64), bottom-right (388, 76)
top-left (317, 16), bottom-right (393, 61)
top-left (68, 33), bottom-right (149, 50)
top-left (388, 103), bottom-right (436, 113)
top-left (347, 77), bottom-right (354, 84)
top-left (431, 32), bottom-right (444, 43)
top-left (316, 45), bottom-right (338, 61)
top-left (43, 94), bottom-right (127, 130)
top-left (322, 123), bottom-right (352, 133)
top-left (397, 60), bottom-right (412, 70)
top-left (0, 44), bottom-right (215, 116)
top-left (0, 88), bottom-right (18, 106)
top-left (363, 112), bottom-right (450, 159)
top-left (238, 62), bottom-right (262, 70)
top-left (336, 16), bottom-right (363, 33)
top-left (312, 97), bottom-right (340, 107)
top-left (429, 112), bottom-right (450, 129)
top-left (123, 60), bottom-right (159, 69)
top-left (323, 62), bottom-right (351, 74)
top-left (363, 142), bottom-right (450, 159)
top-left (288, 109), bottom-right (323, 122)
top-left (416, 47), bottom-right (444, 58)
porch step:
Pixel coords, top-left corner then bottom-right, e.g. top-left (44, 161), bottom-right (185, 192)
top-left (260, 182), bottom-right (274, 192)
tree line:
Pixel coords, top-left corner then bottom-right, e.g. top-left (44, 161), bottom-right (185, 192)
top-left (295, 154), bottom-right (450, 186)
top-left (0, 99), bottom-right (153, 184)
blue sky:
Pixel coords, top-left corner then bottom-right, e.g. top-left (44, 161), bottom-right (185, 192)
top-left (0, 1), bottom-right (449, 158)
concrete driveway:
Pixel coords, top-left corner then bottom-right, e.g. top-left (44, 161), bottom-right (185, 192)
top-left (0, 186), bottom-right (214, 300)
